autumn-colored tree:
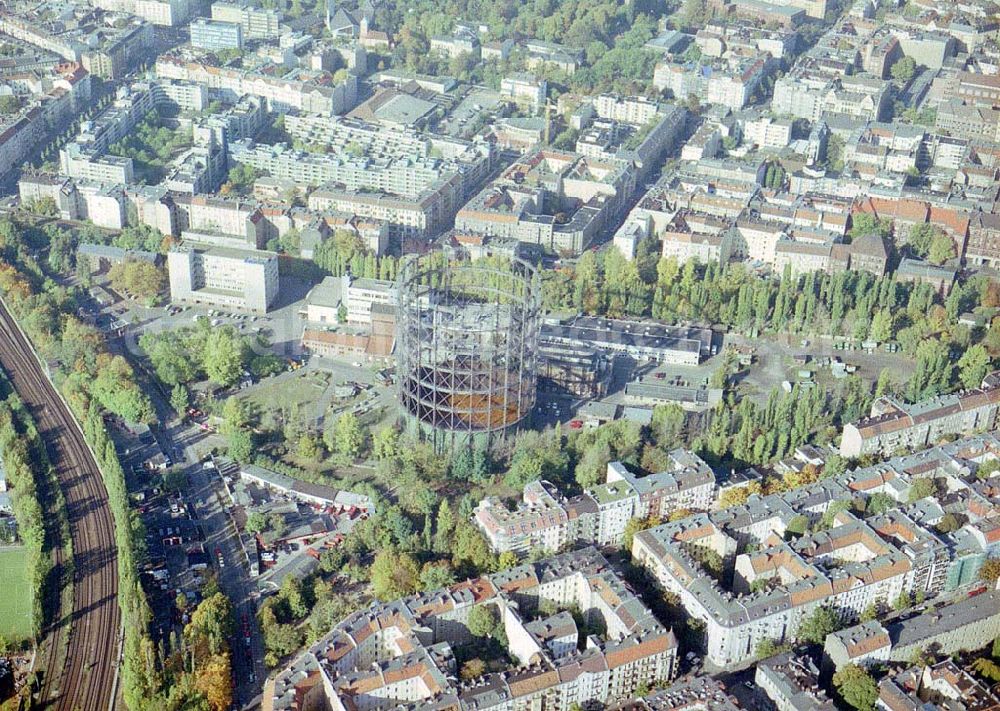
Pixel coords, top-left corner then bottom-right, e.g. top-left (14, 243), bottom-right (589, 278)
top-left (980, 558), bottom-right (1000, 585)
top-left (194, 653), bottom-right (233, 711)
top-left (461, 658), bottom-right (486, 680)
top-left (371, 549), bottom-right (420, 601)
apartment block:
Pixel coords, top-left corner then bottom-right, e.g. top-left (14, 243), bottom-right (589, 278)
top-left (455, 149), bottom-right (635, 255)
top-left (879, 661), bottom-right (1000, 709)
top-left (0, 62), bottom-right (91, 180)
top-left (474, 453), bottom-right (716, 556)
top-left (825, 591), bottom-right (1000, 672)
top-left (840, 380), bottom-right (1000, 458)
top-left (268, 547), bottom-right (677, 711)
top-left (772, 70), bottom-right (888, 123)
top-left (167, 244), bottom-right (278, 313)
top-left (756, 653), bottom-right (837, 711)
top-left (210, 0), bottom-right (281, 39)
top-left (634, 506), bottom-right (915, 667)
top-left (631, 431), bottom-right (1000, 668)
top-left (155, 55), bottom-right (358, 115)
top-left (500, 73), bottom-right (547, 112)
top-left (654, 57), bottom-right (775, 111)
top-left (966, 211), bottom-right (1000, 267)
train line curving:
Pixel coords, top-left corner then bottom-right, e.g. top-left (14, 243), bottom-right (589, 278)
top-left (0, 299), bottom-right (120, 711)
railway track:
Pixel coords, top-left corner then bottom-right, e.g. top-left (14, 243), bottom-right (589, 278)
top-left (0, 300), bottom-right (120, 711)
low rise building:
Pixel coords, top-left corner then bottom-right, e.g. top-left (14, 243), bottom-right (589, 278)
top-left (879, 661), bottom-right (1000, 710)
top-left (541, 316), bottom-right (715, 365)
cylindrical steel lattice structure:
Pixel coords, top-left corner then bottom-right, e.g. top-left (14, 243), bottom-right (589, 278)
top-left (396, 253), bottom-right (542, 452)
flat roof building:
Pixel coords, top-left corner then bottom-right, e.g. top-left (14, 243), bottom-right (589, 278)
top-left (189, 18), bottom-right (243, 51)
top-left (541, 316), bottom-right (715, 365)
top-left (167, 243), bottom-right (278, 313)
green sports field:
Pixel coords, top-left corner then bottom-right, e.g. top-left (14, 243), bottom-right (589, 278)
top-left (0, 546), bottom-right (33, 641)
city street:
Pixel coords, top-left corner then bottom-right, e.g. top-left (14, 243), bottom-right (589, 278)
top-left (134, 358), bottom-right (266, 709)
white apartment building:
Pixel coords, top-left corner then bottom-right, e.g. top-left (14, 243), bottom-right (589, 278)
top-left (211, 1), bottom-right (281, 39)
top-left (92, 0), bottom-right (192, 25)
top-left (155, 56), bottom-right (358, 115)
top-left (345, 277), bottom-right (396, 325)
top-left (661, 229), bottom-right (736, 264)
top-left (500, 73), bottom-right (547, 112)
top-left (743, 115), bottom-right (793, 149)
top-left (735, 217), bottom-right (787, 264)
top-left (474, 452), bottom-right (716, 556)
top-left (168, 244), bottom-right (278, 313)
top-left (594, 94), bottom-right (661, 126)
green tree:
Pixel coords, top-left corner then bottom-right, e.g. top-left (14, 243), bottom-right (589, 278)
top-left (574, 440), bottom-right (612, 488)
top-left (676, 0), bottom-right (709, 29)
top-left (497, 550), bottom-right (518, 570)
top-left (227, 428), bottom-right (253, 462)
top-left (451, 521), bottom-right (496, 576)
top-left (297, 432), bottom-right (321, 461)
top-left (859, 602), bottom-right (879, 622)
top-left (980, 558), bottom-right (1000, 584)
top-left (246, 512), bottom-right (269, 534)
top-left (868, 310), bottom-right (893, 343)
top-left (318, 547), bottom-right (347, 574)
top-left (958, 344), bottom-right (991, 389)
top-left (331, 412), bottom-right (363, 460)
top-left (468, 604), bottom-right (498, 638)
top-left (928, 232), bottom-right (956, 265)
top-left (203, 329), bottom-right (245, 386)
top-left (798, 605), bottom-right (841, 644)
top-left (786, 515), bottom-right (810, 536)
top-left (372, 425), bottom-right (398, 460)
top-left (890, 56), bottom-right (917, 84)
top-left (892, 590), bottom-right (911, 611)
top-left (0, 95), bottom-right (21, 114)
top-left (936, 513), bottom-right (961, 534)
top-left (281, 576), bottom-right (308, 618)
top-left (370, 549), bottom-right (420, 601)
top-left (907, 339), bottom-right (953, 402)
top-left (833, 664), bottom-right (878, 711)
top-left (185, 592), bottom-right (234, 656)
top-left (461, 658), bottom-right (486, 680)
top-left (170, 383), bottom-right (189, 415)
top-left (756, 638), bottom-right (790, 659)
top-left (867, 493), bottom-right (894, 515)
top-left (908, 477), bottom-right (935, 503)
top-left (221, 397), bottom-right (251, 434)
top-left (850, 213), bottom-right (892, 240)
top-left (419, 561), bottom-right (455, 591)
top-left (972, 657), bottom-right (1000, 683)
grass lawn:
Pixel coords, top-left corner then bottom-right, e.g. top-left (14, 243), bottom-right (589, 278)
top-left (238, 370), bottom-right (332, 417)
top-left (0, 546), bottom-right (33, 642)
